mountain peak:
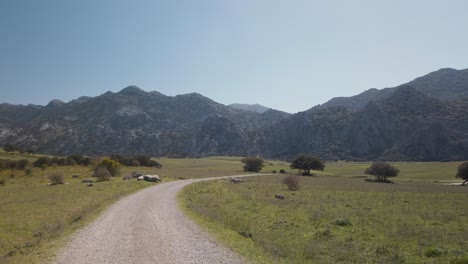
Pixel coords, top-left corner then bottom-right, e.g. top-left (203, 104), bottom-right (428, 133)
top-left (118, 86), bottom-right (145, 95)
top-left (46, 99), bottom-right (65, 107)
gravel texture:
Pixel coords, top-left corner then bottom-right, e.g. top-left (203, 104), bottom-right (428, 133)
top-left (54, 175), bottom-right (263, 264)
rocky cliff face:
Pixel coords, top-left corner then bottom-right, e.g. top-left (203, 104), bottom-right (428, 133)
top-left (267, 85), bottom-right (468, 161)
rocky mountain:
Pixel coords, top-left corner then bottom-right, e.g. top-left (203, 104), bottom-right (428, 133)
top-left (316, 68), bottom-right (468, 111)
top-left (0, 86), bottom-right (288, 157)
top-left (265, 85), bottom-right (468, 161)
top-left (1, 68), bottom-right (467, 161)
top-left (228, 103), bottom-right (271, 113)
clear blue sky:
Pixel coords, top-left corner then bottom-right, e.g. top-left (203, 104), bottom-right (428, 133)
top-left (1, 0), bottom-right (467, 113)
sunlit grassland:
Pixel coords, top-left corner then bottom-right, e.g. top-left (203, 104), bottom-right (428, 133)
top-left (0, 164), bottom-right (162, 263)
top-left (181, 174), bottom-right (468, 263)
top-left (0, 155), bottom-right (255, 263)
top-left (320, 161), bottom-right (464, 182)
top-left (156, 156), bottom-right (289, 179)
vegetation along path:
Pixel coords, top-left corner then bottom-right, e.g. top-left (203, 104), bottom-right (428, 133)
top-left (54, 174), bottom-right (265, 264)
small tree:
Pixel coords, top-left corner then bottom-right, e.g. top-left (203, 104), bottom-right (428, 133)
top-left (95, 158), bottom-right (121, 177)
top-left (456, 161), bottom-right (468, 186)
top-left (290, 155), bottom-right (325, 176)
top-left (241, 157), bottom-right (264, 172)
top-left (365, 162), bottom-right (399, 182)
top-left (282, 175), bottom-right (300, 191)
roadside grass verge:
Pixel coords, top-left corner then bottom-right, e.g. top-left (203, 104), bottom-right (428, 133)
top-left (181, 175), bottom-right (468, 263)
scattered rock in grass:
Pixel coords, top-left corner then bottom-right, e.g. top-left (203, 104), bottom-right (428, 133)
top-left (137, 175), bottom-right (161, 182)
top-left (143, 175), bottom-right (161, 182)
top-left (87, 183), bottom-right (94, 187)
top-left (229, 177), bottom-right (244, 183)
top-left (72, 174), bottom-right (80, 179)
top-left (82, 179), bottom-right (93, 183)
top-left (275, 194), bottom-right (285, 199)
top-left (122, 176), bottom-right (132, 180)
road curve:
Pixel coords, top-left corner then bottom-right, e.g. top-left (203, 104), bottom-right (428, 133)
top-left (54, 174), bottom-right (265, 264)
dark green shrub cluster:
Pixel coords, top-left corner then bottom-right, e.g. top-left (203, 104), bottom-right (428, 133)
top-left (33, 155), bottom-right (91, 168)
top-left (109, 154), bottom-right (162, 168)
top-left (241, 157), bottom-right (264, 172)
top-left (290, 154), bottom-right (325, 176)
top-left (456, 161), bottom-right (468, 185)
top-left (365, 162), bottom-right (399, 182)
top-left (0, 159), bottom-right (30, 171)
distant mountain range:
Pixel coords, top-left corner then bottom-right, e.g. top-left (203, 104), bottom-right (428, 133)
top-left (1, 68), bottom-right (468, 161)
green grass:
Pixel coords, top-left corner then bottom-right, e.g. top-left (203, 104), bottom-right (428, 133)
top-left (0, 155), bottom-right (254, 263)
top-left (155, 156), bottom-right (287, 179)
top-left (181, 174), bottom-right (468, 263)
top-left (322, 161), bottom-right (464, 182)
top-left (0, 165), bottom-right (162, 263)
top-left (1, 153), bottom-right (466, 263)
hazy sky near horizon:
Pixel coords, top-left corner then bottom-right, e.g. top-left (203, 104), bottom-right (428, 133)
top-left (1, 0), bottom-right (467, 113)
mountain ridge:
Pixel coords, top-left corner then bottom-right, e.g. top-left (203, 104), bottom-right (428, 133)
top-left (1, 68), bottom-right (468, 161)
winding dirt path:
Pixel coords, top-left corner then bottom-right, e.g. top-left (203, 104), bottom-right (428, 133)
top-left (54, 174), bottom-right (264, 264)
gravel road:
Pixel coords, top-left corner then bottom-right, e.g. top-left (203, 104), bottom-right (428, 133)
top-left (54, 175), bottom-right (264, 264)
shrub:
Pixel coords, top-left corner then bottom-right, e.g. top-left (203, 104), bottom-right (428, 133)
top-left (0, 178), bottom-right (5, 185)
top-left (272, 170), bottom-right (277, 173)
top-left (241, 157), bottom-right (264, 172)
top-left (25, 165), bottom-right (34, 176)
top-left (95, 158), bottom-right (121, 177)
top-left (16, 159), bottom-right (30, 170)
top-left (365, 162), bottom-right (399, 182)
top-left (48, 173), bottom-right (65, 185)
top-left (34, 157), bottom-right (51, 167)
top-left (282, 175), bottom-right (300, 191)
top-left (456, 161), bottom-right (468, 185)
top-left (94, 167), bottom-right (112, 182)
top-left (279, 169), bottom-right (286, 174)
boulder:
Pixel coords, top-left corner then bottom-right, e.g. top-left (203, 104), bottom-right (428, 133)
top-left (143, 175), bottom-right (161, 182)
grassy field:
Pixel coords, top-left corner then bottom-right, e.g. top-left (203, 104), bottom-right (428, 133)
top-left (0, 154), bottom-right (252, 263)
top-left (0, 165), bottom-right (162, 263)
top-left (324, 161), bottom-right (464, 182)
top-left (181, 164), bottom-right (468, 264)
top-left (1, 152), bottom-right (466, 263)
